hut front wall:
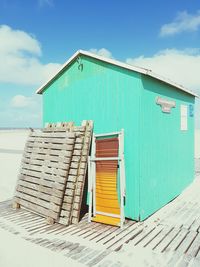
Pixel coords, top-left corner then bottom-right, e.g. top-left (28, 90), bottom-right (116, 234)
top-left (42, 56), bottom-right (143, 220)
top-left (139, 75), bottom-right (195, 220)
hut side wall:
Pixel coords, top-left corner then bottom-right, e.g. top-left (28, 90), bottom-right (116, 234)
top-left (139, 75), bottom-right (195, 220)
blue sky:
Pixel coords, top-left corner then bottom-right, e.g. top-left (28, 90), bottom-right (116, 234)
top-left (0, 0), bottom-right (200, 127)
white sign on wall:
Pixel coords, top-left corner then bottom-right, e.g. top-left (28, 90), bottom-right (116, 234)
top-left (156, 97), bottom-right (176, 113)
top-left (180, 105), bottom-right (188, 131)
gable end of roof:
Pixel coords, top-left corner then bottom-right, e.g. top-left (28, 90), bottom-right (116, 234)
top-left (36, 50), bottom-right (198, 98)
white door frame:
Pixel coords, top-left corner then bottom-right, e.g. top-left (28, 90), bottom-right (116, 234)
top-left (88, 129), bottom-right (126, 228)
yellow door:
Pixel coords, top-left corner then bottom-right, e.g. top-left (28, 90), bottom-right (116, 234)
top-left (92, 137), bottom-right (120, 226)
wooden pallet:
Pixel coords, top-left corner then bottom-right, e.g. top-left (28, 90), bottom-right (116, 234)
top-left (59, 120), bottom-right (93, 225)
top-left (42, 120), bottom-right (93, 225)
top-left (13, 130), bottom-right (76, 223)
top-left (43, 121), bottom-right (93, 225)
top-left (13, 121), bottom-right (93, 225)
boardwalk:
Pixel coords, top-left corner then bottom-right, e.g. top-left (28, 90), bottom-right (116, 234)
top-left (0, 175), bottom-right (200, 266)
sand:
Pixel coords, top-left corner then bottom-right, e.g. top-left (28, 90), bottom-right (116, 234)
top-left (0, 227), bottom-right (85, 267)
top-left (0, 130), bottom-right (29, 201)
top-left (195, 129), bottom-right (200, 158)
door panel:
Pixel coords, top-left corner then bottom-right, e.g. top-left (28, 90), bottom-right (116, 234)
top-left (92, 137), bottom-right (121, 226)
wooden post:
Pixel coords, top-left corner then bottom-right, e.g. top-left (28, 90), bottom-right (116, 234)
top-left (12, 202), bottom-right (21, 209)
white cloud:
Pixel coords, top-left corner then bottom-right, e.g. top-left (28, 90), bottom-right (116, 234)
top-left (0, 94), bottom-right (42, 128)
top-left (38, 0), bottom-right (54, 7)
top-left (89, 48), bottom-right (113, 58)
top-left (10, 95), bottom-right (35, 108)
top-left (160, 11), bottom-right (200, 37)
top-left (126, 48), bottom-right (200, 93)
top-left (0, 106), bottom-right (42, 128)
top-left (0, 25), bottom-right (41, 55)
top-left (0, 25), bottom-right (61, 86)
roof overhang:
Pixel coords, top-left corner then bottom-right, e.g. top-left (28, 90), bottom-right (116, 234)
top-left (36, 49), bottom-right (199, 98)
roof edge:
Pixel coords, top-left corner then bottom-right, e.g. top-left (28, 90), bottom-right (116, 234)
top-left (36, 49), bottom-right (198, 98)
top-left (36, 50), bottom-right (81, 94)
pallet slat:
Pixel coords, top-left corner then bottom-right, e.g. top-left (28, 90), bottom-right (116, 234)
top-left (30, 131), bottom-right (75, 138)
top-left (19, 174), bottom-right (65, 190)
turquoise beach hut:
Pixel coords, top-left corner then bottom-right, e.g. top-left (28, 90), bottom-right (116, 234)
top-left (36, 50), bottom-right (197, 221)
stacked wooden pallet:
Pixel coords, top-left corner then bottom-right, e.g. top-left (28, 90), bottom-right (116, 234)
top-left (44, 120), bottom-right (93, 225)
top-left (13, 120), bottom-right (93, 226)
top-left (59, 121), bottom-right (93, 225)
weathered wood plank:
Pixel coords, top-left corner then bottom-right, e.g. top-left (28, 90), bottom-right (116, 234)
top-left (18, 180), bottom-right (63, 198)
top-left (62, 196), bottom-right (73, 204)
top-left (23, 152), bottom-right (71, 164)
top-left (74, 144), bottom-right (83, 150)
top-left (67, 176), bottom-right (77, 182)
top-left (176, 231), bottom-right (197, 254)
top-left (16, 185), bottom-right (62, 205)
top-left (107, 224), bottom-right (143, 251)
top-left (44, 122), bottom-right (74, 133)
top-left (155, 227), bottom-right (182, 253)
top-left (25, 147), bottom-right (72, 157)
top-left (30, 131), bottom-right (75, 138)
top-left (28, 136), bottom-right (75, 144)
top-left (19, 174), bottom-right (64, 190)
top-left (165, 227), bottom-right (188, 253)
top-left (22, 157), bottom-right (70, 170)
top-left (66, 182), bottom-right (76, 190)
top-left (20, 169), bottom-right (67, 184)
top-left (21, 162), bottom-right (69, 176)
top-left (70, 162), bottom-right (86, 169)
top-left (14, 198), bottom-right (58, 219)
top-left (144, 226), bottom-right (172, 250)
top-left (185, 233), bottom-right (200, 258)
top-left (15, 191), bottom-right (60, 213)
top-left (26, 141), bottom-right (74, 151)
top-left (73, 126), bottom-right (86, 132)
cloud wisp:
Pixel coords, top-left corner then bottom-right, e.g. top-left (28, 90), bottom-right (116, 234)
top-left (0, 25), bottom-right (61, 86)
top-left (10, 95), bottom-right (36, 108)
top-left (160, 10), bottom-right (200, 37)
top-left (89, 48), bottom-right (113, 59)
top-left (38, 0), bottom-right (54, 8)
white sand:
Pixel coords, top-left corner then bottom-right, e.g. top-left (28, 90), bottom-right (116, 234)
top-left (0, 130), bottom-right (29, 150)
top-left (195, 129), bottom-right (200, 158)
top-left (0, 130), bottom-right (29, 201)
top-left (0, 228), bottom-right (85, 267)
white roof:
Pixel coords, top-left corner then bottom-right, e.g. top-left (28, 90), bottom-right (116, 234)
top-left (36, 50), bottom-right (198, 97)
